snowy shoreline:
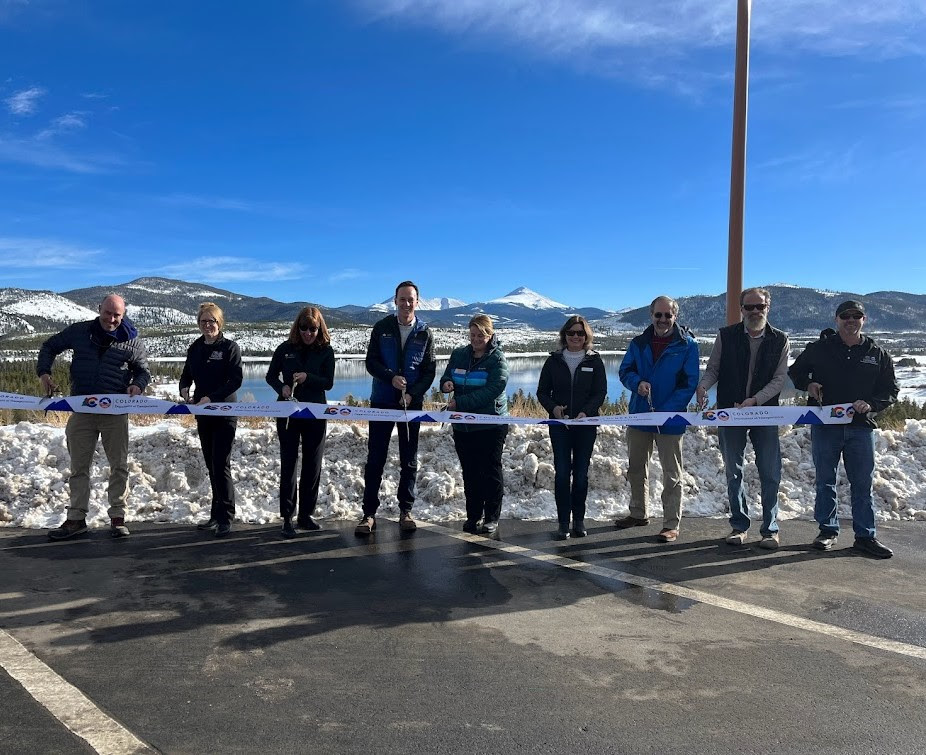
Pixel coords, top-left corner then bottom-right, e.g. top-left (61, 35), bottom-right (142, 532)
top-left (2, 420), bottom-right (925, 530)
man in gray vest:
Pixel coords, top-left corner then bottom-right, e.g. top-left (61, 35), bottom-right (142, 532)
top-left (696, 287), bottom-right (789, 549)
top-left (37, 293), bottom-right (150, 540)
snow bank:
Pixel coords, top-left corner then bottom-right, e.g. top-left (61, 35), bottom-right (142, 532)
top-left (2, 420), bottom-right (925, 529)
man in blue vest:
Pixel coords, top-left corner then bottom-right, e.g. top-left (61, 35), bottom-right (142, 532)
top-left (696, 287), bottom-right (789, 549)
top-left (356, 281), bottom-right (436, 535)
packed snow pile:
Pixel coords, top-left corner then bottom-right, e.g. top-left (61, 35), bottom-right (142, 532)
top-left (2, 420), bottom-right (926, 530)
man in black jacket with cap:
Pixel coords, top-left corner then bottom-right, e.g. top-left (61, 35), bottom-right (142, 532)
top-left (789, 300), bottom-right (898, 558)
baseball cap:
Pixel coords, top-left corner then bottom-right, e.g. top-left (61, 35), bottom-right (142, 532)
top-left (835, 300), bottom-right (865, 317)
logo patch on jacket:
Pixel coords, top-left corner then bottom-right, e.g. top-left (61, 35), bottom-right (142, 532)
top-left (209, 350), bottom-right (224, 361)
top-left (860, 355), bottom-right (878, 366)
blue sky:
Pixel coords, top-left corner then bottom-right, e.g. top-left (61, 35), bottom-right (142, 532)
top-left (1, 1), bottom-right (924, 311)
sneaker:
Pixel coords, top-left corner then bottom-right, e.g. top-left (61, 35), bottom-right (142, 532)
top-left (479, 520), bottom-right (498, 535)
top-left (110, 517), bottom-right (130, 538)
top-left (725, 530), bottom-right (748, 546)
top-left (281, 519), bottom-right (297, 539)
top-left (297, 517), bottom-right (321, 531)
top-left (812, 532), bottom-right (838, 551)
top-left (196, 518), bottom-right (219, 531)
top-left (657, 528), bottom-right (678, 543)
top-left (758, 533), bottom-right (780, 550)
top-left (48, 519), bottom-right (87, 541)
top-left (399, 511), bottom-right (417, 532)
top-left (462, 520), bottom-right (479, 534)
top-left (853, 537), bottom-right (893, 559)
top-left (215, 522), bottom-right (232, 538)
top-left (355, 515), bottom-right (376, 535)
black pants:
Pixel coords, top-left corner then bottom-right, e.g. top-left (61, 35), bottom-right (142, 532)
top-left (276, 418), bottom-right (327, 523)
top-left (549, 425), bottom-right (598, 527)
top-left (363, 420), bottom-right (421, 516)
top-left (196, 416), bottom-right (237, 525)
top-left (452, 425), bottom-right (508, 524)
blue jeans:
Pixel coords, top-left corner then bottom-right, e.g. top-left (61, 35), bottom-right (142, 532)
top-left (811, 425), bottom-right (876, 539)
top-left (718, 426), bottom-right (781, 535)
top-left (549, 425), bottom-right (598, 527)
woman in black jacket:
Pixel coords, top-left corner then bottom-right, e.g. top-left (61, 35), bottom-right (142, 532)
top-left (537, 316), bottom-right (608, 539)
top-left (180, 302), bottom-right (243, 538)
top-left (266, 306), bottom-right (335, 538)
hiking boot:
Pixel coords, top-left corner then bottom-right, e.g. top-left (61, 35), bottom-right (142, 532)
top-left (725, 530), bottom-right (748, 546)
top-left (462, 520), bottom-right (479, 534)
top-left (110, 517), bottom-right (130, 538)
top-left (297, 517), bottom-right (321, 531)
top-left (399, 511), bottom-right (417, 532)
top-left (215, 522), bottom-right (232, 538)
top-left (48, 519), bottom-right (87, 541)
top-left (853, 537), bottom-right (893, 559)
top-left (614, 515), bottom-right (649, 529)
top-left (657, 528), bottom-right (678, 543)
top-left (758, 533), bottom-right (780, 550)
top-left (355, 515), bottom-right (376, 536)
top-left (281, 519), bottom-right (297, 539)
top-left (196, 518), bottom-right (219, 531)
top-left (812, 532), bottom-right (838, 551)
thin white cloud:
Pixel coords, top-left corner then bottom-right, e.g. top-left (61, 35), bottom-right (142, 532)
top-left (35, 111), bottom-right (88, 141)
top-left (81, 92), bottom-right (109, 100)
top-left (328, 268), bottom-right (367, 283)
top-left (5, 86), bottom-right (46, 116)
top-left (0, 132), bottom-right (127, 173)
top-left (357, 1), bottom-right (926, 88)
top-left (157, 256), bottom-right (309, 282)
top-left (157, 193), bottom-right (258, 212)
top-left (0, 237), bottom-right (103, 268)
top-left (754, 142), bottom-right (862, 183)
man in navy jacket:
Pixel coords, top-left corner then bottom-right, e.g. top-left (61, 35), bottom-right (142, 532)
top-left (617, 295), bottom-right (699, 543)
top-left (356, 281), bottom-right (436, 535)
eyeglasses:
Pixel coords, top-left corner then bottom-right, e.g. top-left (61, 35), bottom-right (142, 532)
top-left (741, 303), bottom-right (767, 312)
top-left (199, 319), bottom-right (218, 326)
top-left (653, 312), bottom-right (674, 319)
top-left (299, 325), bottom-right (319, 333)
top-left (838, 313), bottom-right (864, 320)
top-left (566, 329), bottom-right (586, 337)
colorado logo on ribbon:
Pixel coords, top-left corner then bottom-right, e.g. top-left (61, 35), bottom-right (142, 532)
top-left (81, 396), bottom-right (112, 408)
top-left (830, 406), bottom-right (855, 418)
top-left (700, 410), bottom-right (730, 422)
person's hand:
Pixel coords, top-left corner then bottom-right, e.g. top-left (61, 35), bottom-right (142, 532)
top-left (179, 387), bottom-right (190, 402)
top-left (637, 381), bottom-right (651, 397)
top-left (553, 405), bottom-right (567, 419)
top-left (441, 380), bottom-right (454, 393)
top-left (127, 385), bottom-right (142, 397)
top-left (696, 385), bottom-right (708, 408)
top-left (392, 375), bottom-right (407, 391)
top-left (447, 398), bottom-right (456, 410)
top-left (281, 385), bottom-right (292, 399)
top-left (196, 396), bottom-right (211, 405)
top-left (808, 382), bottom-right (824, 404)
top-left (853, 399), bottom-right (871, 413)
top-left (738, 397), bottom-right (758, 408)
top-left (39, 374), bottom-right (57, 396)
top-left (575, 411), bottom-right (587, 419)
top-left (292, 372), bottom-right (307, 385)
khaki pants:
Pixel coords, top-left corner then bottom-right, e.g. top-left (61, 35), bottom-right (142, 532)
top-left (626, 427), bottom-right (684, 530)
top-left (64, 413), bottom-right (130, 521)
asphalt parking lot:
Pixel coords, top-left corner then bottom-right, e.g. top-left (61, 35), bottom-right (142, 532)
top-left (2, 517), bottom-right (925, 754)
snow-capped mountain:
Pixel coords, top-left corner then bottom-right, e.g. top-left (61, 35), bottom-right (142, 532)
top-left (0, 289), bottom-right (98, 335)
top-left (486, 287), bottom-right (568, 310)
top-left (370, 295), bottom-right (467, 313)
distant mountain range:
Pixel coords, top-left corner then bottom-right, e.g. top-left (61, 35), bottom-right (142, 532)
top-left (0, 278), bottom-right (924, 337)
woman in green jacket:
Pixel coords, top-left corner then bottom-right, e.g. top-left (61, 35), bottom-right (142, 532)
top-left (440, 315), bottom-right (510, 535)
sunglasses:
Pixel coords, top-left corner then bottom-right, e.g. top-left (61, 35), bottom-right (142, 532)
top-left (566, 329), bottom-right (586, 337)
top-left (741, 303), bottom-right (767, 312)
top-left (299, 325), bottom-right (319, 333)
top-left (653, 312), bottom-right (674, 319)
top-left (838, 313), bottom-right (864, 320)
top-left (199, 318), bottom-right (218, 326)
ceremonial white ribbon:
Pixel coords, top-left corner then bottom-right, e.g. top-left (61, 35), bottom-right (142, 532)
top-left (0, 391), bottom-right (855, 427)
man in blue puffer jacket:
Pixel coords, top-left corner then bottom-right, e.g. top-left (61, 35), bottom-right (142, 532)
top-left (37, 293), bottom-right (150, 540)
top-left (617, 295), bottom-right (699, 543)
top-left (356, 281), bottom-right (436, 536)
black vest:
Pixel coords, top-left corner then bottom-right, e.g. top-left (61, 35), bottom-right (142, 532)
top-left (716, 322), bottom-right (787, 408)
